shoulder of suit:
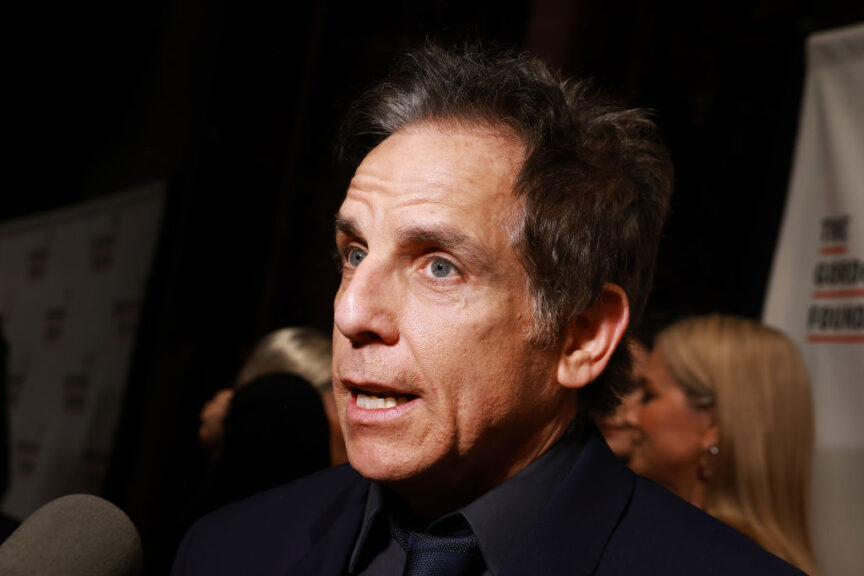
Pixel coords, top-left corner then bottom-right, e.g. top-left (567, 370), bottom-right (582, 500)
top-left (173, 465), bottom-right (368, 575)
top-left (599, 476), bottom-right (806, 575)
top-left (185, 464), bottom-right (365, 544)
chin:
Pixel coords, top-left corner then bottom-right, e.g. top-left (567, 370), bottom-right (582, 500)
top-left (346, 439), bottom-right (427, 484)
top-left (626, 453), bottom-right (650, 477)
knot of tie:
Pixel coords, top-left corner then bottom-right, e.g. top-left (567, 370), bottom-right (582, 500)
top-left (390, 514), bottom-right (484, 576)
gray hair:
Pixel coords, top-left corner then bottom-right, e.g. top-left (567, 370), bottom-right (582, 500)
top-left (338, 43), bottom-right (673, 414)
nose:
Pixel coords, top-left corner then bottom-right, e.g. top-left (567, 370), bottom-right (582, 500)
top-left (333, 256), bottom-right (399, 346)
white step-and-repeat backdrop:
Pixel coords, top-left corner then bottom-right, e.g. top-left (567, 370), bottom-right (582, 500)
top-left (0, 183), bottom-right (164, 520)
top-left (763, 23), bottom-right (864, 576)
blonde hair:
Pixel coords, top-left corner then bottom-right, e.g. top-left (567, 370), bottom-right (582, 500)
top-left (656, 315), bottom-right (817, 575)
top-left (234, 327), bottom-right (332, 391)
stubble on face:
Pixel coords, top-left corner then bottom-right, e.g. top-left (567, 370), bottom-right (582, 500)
top-left (331, 122), bottom-right (577, 516)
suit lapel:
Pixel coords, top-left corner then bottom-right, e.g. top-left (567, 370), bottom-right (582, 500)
top-left (286, 472), bottom-right (370, 575)
top-left (501, 428), bottom-right (635, 576)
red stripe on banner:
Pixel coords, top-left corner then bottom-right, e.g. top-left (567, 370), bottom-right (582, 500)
top-left (820, 245), bottom-right (847, 255)
top-left (807, 334), bottom-right (864, 343)
top-left (812, 289), bottom-right (864, 299)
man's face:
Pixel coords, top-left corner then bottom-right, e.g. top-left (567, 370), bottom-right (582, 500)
top-left (332, 123), bottom-right (575, 513)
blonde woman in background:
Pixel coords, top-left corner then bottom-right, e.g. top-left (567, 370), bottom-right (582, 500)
top-left (179, 327), bottom-right (338, 547)
top-left (199, 326), bottom-right (347, 466)
top-left (596, 338), bottom-right (650, 463)
top-left (234, 326), bottom-right (333, 388)
top-left (627, 315), bottom-right (818, 575)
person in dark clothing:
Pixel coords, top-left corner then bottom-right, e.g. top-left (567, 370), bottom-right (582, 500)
top-left (201, 372), bottom-right (330, 513)
top-left (177, 328), bottom-right (333, 537)
top-left (173, 44), bottom-right (805, 576)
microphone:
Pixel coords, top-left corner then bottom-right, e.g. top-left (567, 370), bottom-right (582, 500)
top-left (0, 494), bottom-right (142, 575)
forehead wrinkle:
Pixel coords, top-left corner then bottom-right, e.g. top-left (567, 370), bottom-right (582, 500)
top-left (348, 173), bottom-right (457, 211)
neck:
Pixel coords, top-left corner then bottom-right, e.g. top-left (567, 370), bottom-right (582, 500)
top-left (394, 414), bottom-right (578, 520)
top-left (675, 476), bottom-right (707, 509)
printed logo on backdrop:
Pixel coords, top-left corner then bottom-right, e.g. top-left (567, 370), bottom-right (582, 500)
top-left (43, 306), bottom-right (66, 342)
top-left (43, 289), bottom-right (74, 343)
top-left (89, 215), bottom-right (120, 274)
top-left (15, 438), bottom-right (40, 478)
top-left (113, 298), bottom-right (140, 339)
top-left (807, 215), bottom-right (864, 342)
top-left (27, 243), bottom-right (50, 282)
top-left (8, 354), bottom-right (29, 409)
top-left (62, 354), bottom-right (94, 413)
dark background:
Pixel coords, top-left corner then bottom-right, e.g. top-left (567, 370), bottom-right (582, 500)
top-left (3, 1), bottom-right (863, 573)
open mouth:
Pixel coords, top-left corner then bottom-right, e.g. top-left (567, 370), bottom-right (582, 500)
top-left (352, 389), bottom-right (416, 410)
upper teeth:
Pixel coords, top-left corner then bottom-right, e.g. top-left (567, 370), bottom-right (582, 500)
top-left (357, 393), bottom-right (406, 409)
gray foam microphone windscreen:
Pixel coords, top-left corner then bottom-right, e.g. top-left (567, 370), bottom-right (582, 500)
top-left (0, 493), bottom-right (142, 576)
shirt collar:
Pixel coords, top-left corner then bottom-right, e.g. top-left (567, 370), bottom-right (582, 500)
top-left (348, 419), bottom-right (587, 575)
top-left (347, 481), bottom-right (389, 573)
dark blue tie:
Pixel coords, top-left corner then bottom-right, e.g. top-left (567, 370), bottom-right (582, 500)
top-left (391, 515), bottom-right (484, 576)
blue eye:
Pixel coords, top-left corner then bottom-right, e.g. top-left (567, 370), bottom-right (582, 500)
top-left (429, 258), bottom-right (454, 278)
top-left (347, 247), bottom-right (366, 267)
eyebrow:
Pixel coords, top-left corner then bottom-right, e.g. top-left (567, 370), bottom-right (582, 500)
top-left (399, 223), bottom-right (467, 251)
top-left (336, 216), bottom-right (470, 250)
top-left (334, 216), bottom-right (496, 276)
top-left (334, 216), bottom-right (361, 240)
top-left (404, 223), bottom-right (499, 275)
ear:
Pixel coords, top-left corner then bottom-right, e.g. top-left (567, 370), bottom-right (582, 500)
top-left (558, 283), bottom-right (630, 390)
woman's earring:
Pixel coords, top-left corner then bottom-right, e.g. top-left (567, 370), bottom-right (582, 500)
top-left (699, 445), bottom-right (719, 481)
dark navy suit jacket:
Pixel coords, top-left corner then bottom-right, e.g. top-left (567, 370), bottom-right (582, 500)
top-left (172, 428), bottom-right (805, 575)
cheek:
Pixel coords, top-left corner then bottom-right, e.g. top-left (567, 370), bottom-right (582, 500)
top-left (642, 404), bottom-right (701, 460)
top-left (410, 306), bottom-right (533, 412)
top-left (403, 294), bottom-right (509, 375)
top-left (641, 403), bottom-right (681, 447)
top-left (402, 280), bottom-right (539, 402)
top-left (638, 401), bottom-right (662, 430)
top-left (638, 408), bottom-right (662, 445)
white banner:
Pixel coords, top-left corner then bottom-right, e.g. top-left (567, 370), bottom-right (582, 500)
top-left (763, 23), bottom-right (864, 576)
top-left (0, 183), bottom-right (164, 520)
